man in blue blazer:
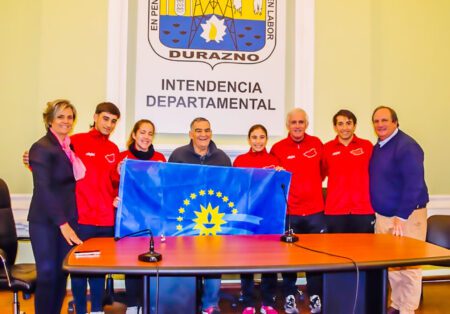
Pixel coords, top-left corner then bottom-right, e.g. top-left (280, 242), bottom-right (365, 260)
top-left (369, 106), bottom-right (429, 314)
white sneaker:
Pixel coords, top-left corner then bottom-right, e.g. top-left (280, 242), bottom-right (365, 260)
top-left (309, 295), bottom-right (322, 313)
top-left (283, 295), bottom-right (298, 314)
top-left (126, 306), bottom-right (140, 314)
top-left (90, 312), bottom-right (105, 314)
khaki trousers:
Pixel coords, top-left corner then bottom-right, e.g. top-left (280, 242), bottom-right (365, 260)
top-left (375, 208), bottom-right (427, 314)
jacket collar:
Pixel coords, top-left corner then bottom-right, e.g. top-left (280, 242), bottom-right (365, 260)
top-left (188, 140), bottom-right (218, 157)
top-left (246, 148), bottom-right (268, 156)
top-left (88, 128), bottom-right (109, 140)
top-left (285, 133), bottom-right (310, 145)
top-left (332, 134), bottom-right (360, 147)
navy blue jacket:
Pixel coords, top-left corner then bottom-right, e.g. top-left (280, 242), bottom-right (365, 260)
top-left (28, 131), bottom-right (78, 226)
top-left (369, 129), bottom-right (429, 219)
top-left (168, 140), bottom-right (231, 166)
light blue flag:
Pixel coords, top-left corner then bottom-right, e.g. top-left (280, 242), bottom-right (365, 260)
top-left (115, 160), bottom-right (291, 238)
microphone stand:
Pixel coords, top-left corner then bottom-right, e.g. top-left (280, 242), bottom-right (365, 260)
top-left (115, 228), bottom-right (162, 262)
top-left (280, 184), bottom-right (299, 243)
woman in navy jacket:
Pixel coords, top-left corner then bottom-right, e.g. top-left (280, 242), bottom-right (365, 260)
top-left (28, 99), bottom-right (83, 314)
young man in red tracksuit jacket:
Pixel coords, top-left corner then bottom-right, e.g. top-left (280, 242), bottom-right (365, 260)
top-left (270, 108), bottom-right (326, 314)
top-left (322, 109), bottom-right (375, 233)
top-left (70, 102), bottom-right (121, 314)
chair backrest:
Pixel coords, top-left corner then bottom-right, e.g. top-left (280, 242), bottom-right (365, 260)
top-left (0, 178), bottom-right (18, 266)
top-left (0, 178), bottom-right (11, 208)
top-left (426, 215), bottom-right (450, 249)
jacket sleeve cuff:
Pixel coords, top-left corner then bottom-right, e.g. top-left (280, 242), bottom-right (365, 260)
top-left (397, 209), bottom-right (413, 220)
top-left (54, 217), bottom-right (68, 227)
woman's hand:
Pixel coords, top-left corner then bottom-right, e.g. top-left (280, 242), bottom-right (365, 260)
top-left (113, 196), bottom-right (121, 208)
top-left (22, 150), bottom-right (30, 167)
top-left (60, 223), bottom-right (83, 246)
top-left (263, 165), bottom-right (285, 171)
top-left (117, 160), bottom-right (124, 175)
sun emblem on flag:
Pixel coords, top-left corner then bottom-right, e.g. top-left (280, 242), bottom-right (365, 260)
top-left (193, 203), bottom-right (226, 235)
top-left (175, 187), bottom-right (238, 236)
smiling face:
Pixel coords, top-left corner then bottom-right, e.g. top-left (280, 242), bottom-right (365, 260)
top-left (50, 107), bottom-right (75, 140)
top-left (334, 115), bottom-right (356, 145)
top-left (189, 120), bottom-right (212, 154)
top-left (287, 110), bottom-right (308, 142)
top-left (94, 112), bottom-right (119, 136)
top-left (248, 127), bottom-right (268, 152)
top-left (132, 122), bottom-right (154, 152)
top-left (372, 107), bottom-right (398, 140)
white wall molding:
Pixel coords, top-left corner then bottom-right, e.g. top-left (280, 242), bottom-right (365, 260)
top-left (12, 194), bottom-right (450, 225)
top-left (106, 0), bottom-right (129, 149)
top-left (13, 194), bottom-right (450, 275)
top-left (425, 195), bottom-right (450, 216)
top-left (295, 0), bottom-right (315, 132)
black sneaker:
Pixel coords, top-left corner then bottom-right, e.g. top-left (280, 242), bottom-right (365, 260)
top-left (309, 295), bottom-right (322, 313)
top-left (283, 295), bottom-right (299, 314)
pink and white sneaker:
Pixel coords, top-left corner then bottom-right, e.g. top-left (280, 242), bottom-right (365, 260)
top-left (202, 306), bottom-right (221, 314)
top-left (260, 305), bottom-right (278, 314)
top-left (242, 307), bottom-right (256, 314)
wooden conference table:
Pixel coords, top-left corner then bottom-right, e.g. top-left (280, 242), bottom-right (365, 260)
top-left (63, 234), bottom-right (450, 314)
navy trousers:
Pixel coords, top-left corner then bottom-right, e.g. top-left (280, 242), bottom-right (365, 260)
top-left (29, 221), bottom-right (75, 314)
top-left (282, 212), bottom-right (327, 298)
top-left (326, 214), bottom-right (375, 233)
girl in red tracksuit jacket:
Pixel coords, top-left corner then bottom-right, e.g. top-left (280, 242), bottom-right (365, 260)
top-left (233, 124), bottom-right (281, 314)
top-left (118, 119), bottom-right (166, 163)
top-left (117, 119), bottom-right (166, 313)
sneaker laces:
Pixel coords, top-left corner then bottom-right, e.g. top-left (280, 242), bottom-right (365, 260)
top-left (284, 294), bottom-right (298, 313)
top-left (309, 295), bottom-right (322, 313)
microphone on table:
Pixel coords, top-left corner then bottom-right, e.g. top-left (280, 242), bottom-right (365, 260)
top-left (115, 228), bottom-right (162, 263)
top-left (280, 183), bottom-right (299, 243)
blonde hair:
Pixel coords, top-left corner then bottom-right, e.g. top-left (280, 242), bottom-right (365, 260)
top-left (43, 99), bottom-right (77, 130)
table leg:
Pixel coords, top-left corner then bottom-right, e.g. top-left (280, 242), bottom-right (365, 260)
top-left (323, 268), bottom-right (387, 314)
top-left (143, 275), bottom-right (150, 314)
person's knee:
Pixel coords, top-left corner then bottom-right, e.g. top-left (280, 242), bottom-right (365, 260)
top-left (37, 260), bottom-right (59, 281)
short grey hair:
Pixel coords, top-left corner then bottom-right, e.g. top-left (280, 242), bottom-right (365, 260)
top-left (286, 108), bottom-right (309, 127)
top-left (190, 117), bottom-right (210, 130)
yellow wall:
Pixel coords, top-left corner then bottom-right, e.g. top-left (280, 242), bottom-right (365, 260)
top-left (315, 0), bottom-right (373, 141)
top-left (1, 0), bottom-right (449, 194)
top-left (373, 0), bottom-right (450, 194)
top-left (0, 0), bottom-right (42, 192)
top-left (314, 0), bottom-right (450, 194)
top-left (0, 0), bottom-right (109, 192)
